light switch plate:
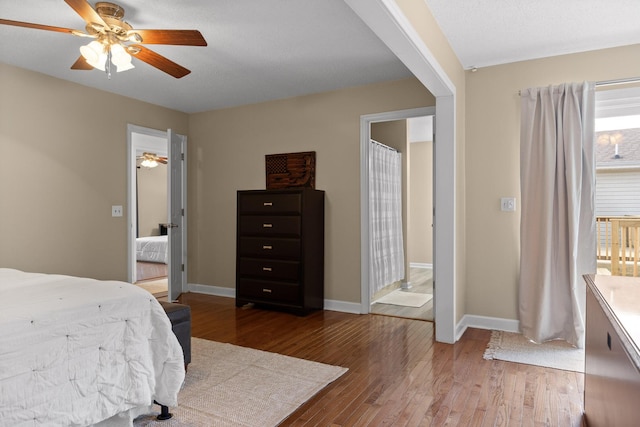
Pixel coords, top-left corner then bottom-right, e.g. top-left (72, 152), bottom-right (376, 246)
top-left (112, 205), bottom-right (123, 217)
top-left (501, 198), bottom-right (516, 212)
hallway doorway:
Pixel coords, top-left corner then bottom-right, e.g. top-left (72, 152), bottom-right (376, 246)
top-left (127, 125), bottom-right (188, 302)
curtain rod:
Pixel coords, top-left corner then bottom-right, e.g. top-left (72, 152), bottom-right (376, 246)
top-left (370, 139), bottom-right (399, 152)
top-left (596, 77), bottom-right (640, 87)
top-left (518, 77), bottom-right (640, 95)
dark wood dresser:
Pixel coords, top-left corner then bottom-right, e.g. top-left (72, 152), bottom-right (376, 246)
top-left (236, 189), bottom-right (325, 314)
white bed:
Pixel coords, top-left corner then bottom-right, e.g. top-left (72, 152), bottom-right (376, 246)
top-left (136, 235), bottom-right (169, 264)
top-left (0, 268), bottom-right (185, 426)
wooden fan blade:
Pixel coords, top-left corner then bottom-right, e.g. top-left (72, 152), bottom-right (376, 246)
top-left (64, 0), bottom-right (109, 29)
top-left (71, 55), bottom-right (93, 70)
top-left (0, 18), bottom-right (80, 35)
top-left (127, 45), bottom-right (191, 79)
top-left (131, 29), bottom-right (207, 46)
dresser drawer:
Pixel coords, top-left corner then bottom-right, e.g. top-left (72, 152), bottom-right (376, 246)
top-left (238, 258), bottom-right (300, 281)
top-left (238, 237), bottom-right (301, 259)
top-left (237, 279), bottom-right (300, 304)
top-left (239, 216), bottom-right (301, 236)
top-left (238, 192), bottom-right (302, 215)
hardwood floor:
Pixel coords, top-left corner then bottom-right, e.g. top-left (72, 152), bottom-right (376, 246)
top-left (177, 293), bottom-right (585, 426)
top-left (136, 261), bottom-right (168, 282)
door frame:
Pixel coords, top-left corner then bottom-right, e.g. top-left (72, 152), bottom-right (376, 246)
top-left (126, 124), bottom-right (187, 297)
top-left (360, 107), bottom-right (435, 309)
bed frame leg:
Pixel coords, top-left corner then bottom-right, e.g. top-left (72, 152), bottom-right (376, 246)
top-left (153, 401), bottom-right (173, 421)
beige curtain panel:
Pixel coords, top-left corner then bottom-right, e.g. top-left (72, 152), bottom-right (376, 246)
top-left (519, 82), bottom-right (596, 348)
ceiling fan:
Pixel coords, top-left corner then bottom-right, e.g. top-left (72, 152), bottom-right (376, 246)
top-left (0, 0), bottom-right (207, 78)
top-left (138, 152), bottom-right (167, 168)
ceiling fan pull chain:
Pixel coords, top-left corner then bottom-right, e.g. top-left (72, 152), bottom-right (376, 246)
top-left (106, 48), bottom-right (112, 80)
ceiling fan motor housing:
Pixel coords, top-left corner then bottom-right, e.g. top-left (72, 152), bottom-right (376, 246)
top-left (86, 2), bottom-right (132, 37)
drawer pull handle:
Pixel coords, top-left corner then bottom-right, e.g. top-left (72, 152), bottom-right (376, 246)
top-left (263, 245), bottom-right (273, 250)
top-left (263, 202), bottom-right (273, 206)
top-left (263, 223), bottom-right (273, 228)
top-left (262, 288), bottom-right (272, 293)
top-left (262, 267), bottom-right (272, 272)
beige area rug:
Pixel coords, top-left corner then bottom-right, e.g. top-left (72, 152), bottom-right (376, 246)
top-left (373, 289), bottom-right (433, 308)
top-left (483, 330), bottom-right (585, 372)
top-left (135, 338), bottom-right (348, 426)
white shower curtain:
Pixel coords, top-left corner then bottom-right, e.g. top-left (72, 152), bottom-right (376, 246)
top-left (369, 140), bottom-right (405, 299)
top-left (519, 82), bottom-right (596, 348)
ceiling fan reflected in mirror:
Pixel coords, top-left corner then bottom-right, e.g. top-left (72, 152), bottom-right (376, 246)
top-left (138, 152), bottom-right (167, 168)
top-left (0, 0), bottom-right (207, 79)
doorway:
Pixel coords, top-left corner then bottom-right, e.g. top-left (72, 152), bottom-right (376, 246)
top-left (127, 125), bottom-right (187, 301)
top-left (369, 115), bottom-right (434, 321)
top-left (366, 113), bottom-right (435, 321)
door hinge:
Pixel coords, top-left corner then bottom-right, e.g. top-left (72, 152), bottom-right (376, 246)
top-left (181, 208), bottom-right (184, 216)
top-left (181, 153), bottom-right (184, 161)
top-left (181, 264), bottom-right (185, 272)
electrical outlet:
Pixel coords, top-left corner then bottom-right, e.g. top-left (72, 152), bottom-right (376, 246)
top-left (501, 198), bottom-right (516, 212)
top-left (112, 205), bottom-right (123, 217)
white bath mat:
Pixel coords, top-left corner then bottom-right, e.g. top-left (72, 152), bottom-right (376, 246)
top-left (373, 290), bottom-right (433, 308)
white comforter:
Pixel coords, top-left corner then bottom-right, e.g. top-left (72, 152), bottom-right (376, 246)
top-left (0, 268), bottom-right (185, 427)
top-left (136, 236), bottom-right (169, 264)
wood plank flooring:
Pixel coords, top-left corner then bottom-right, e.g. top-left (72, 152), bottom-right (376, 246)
top-left (177, 293), bottom-right (585, 426)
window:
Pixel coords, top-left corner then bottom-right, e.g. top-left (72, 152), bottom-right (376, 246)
top-left (594, 87), bottom-right (640, 273)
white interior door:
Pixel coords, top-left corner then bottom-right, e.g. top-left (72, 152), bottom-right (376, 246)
top-left (168, 129), bottom-right (187, 301)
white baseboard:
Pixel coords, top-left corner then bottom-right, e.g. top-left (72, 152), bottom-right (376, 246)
top-left (324, 299), bottom-right (362, 314)
top-left (187, 283), bottom-right (235, 298)
top-left (410, 262), bottom-right (432, 269)
top-left (455, 314), bottom-right (520, 341)
top-left (186, 284), bottom-right (362, 314)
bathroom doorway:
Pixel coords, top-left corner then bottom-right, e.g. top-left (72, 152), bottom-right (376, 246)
top-left (363, 109), bottom-right (435, 321)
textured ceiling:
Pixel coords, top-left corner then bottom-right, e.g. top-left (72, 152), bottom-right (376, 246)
top-left (1, 1), bottom-right (638, 114)
top-left (425, 0), bottom-right (640, 69)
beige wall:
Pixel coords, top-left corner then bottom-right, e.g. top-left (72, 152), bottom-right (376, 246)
top-left (408, 141), bottom-right (433, 265)
top-left (188, 78), bottom-right (435, 303)
top-left (0, 63), bottom-right (188, 280)
top-left (137, 163), bottom-right (167, 236)
top-left (465, 44), bottom-right (640, 321)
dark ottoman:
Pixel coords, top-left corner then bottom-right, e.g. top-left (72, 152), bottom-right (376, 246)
top-left (159, 301), bottom-right (191, 369)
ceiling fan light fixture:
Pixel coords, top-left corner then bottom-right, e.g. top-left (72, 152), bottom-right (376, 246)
top-left (140, 158), bottom-right (159, 168)
top-left (80, 40), bottom-right (107, 70)
top-left (110, 43), bottom-right (134, 72)
top-left (115, 60), bottom-right (135, 72)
